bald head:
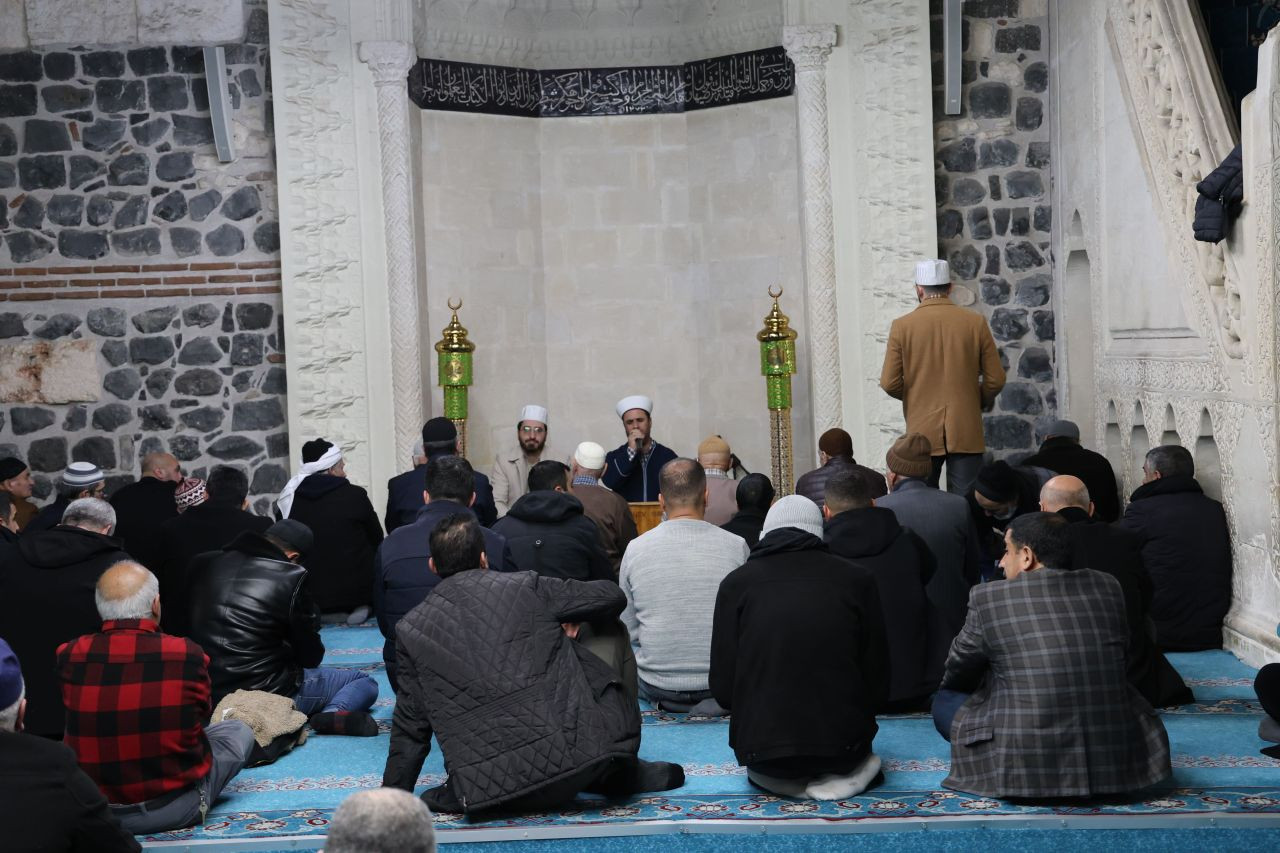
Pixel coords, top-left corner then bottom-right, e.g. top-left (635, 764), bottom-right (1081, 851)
top-left (142, 452), bottom-right (181, 482)
top-left (327, 788), bottom-right (436, 853)
top-left (95, 561), bottom-right (160, 622)
top-left (1039, 475), bottom-right (1092, 515)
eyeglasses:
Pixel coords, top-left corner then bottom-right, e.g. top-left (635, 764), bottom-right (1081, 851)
top-left (520, 426), bottom-right (546, 435)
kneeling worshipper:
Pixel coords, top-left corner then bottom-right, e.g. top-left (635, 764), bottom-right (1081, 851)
top-left (1257, 661), bottom-right (1280, 756)
top-left (710, 496), bottom-right (890, 800)
top-left (933, 513), bottom-right (1172, 799)
top-left (384, 514), bottom-right (684, 814)
top-left (602, 395), bottom-right (678, 502)
top-left (0, 638), bottom-right (141, 853)
top-left (58, 562), bottom-right (256, 835)
top-left (278, 439), bottom-right (384, 625)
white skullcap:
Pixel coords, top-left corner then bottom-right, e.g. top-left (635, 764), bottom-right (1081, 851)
top-left (915, 259), bottom-right (951, 287)
top-left (615, 395), bottom-right (653, 418)
top-left (574, 441), bottom-right (607, 470)
top-left (760, 494), bottom-right (824, 539)
top-left (520, 404), bottom-right (548, 425)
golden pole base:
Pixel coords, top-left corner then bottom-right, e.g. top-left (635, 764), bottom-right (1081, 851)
top-left (453, 418), bottom-right (467, 460)
top-left (771, 408), bottom-right (794, 496)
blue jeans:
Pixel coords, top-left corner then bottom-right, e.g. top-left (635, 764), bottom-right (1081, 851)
top-left (294, 667), bottom-right (378, 716)
top-left (932, 688), bottom-right (971, 741)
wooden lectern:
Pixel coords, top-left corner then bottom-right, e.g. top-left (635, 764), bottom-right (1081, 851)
top-left (628, 502), bottom-right (663, 536)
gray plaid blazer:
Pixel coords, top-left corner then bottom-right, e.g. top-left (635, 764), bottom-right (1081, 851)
top-left (940, 568), bottom-right (1172, 798)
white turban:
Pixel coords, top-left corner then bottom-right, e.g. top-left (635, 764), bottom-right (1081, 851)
top-left (574, 441), bottom-right (606, 470)
top-left (914, 259), bottom-right (951, 287)
top-left (276, 443), bottom-right (343, 518)
top-left (615, 395), bottom-right (653, 418)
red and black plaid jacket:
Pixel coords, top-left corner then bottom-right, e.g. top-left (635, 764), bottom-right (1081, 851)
top-left (57, 619), bottom-right (213, 804)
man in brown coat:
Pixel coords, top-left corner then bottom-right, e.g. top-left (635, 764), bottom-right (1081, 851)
top-left (880, 259), bottom-right (1006, 496)
top-left (568, 442), bottom-right (637, 576)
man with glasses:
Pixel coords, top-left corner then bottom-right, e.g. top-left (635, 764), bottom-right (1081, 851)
top-left (25, 462), bottom-right (107, 535)
top-left (491, 405), bottom-right (563, 519)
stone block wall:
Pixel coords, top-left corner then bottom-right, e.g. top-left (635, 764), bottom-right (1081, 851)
top-left (930, 0), bottom-right (1055, 459)
top-left (0, 0), bottom-right (286, 514)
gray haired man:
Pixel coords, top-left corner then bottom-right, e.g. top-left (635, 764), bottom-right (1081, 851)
top-left (327, 788), bottom-right (437, 853)
top-left (0, 497), bottom-right (128, 738)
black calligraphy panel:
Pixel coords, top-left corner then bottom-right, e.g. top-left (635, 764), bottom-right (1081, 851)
top-left (408, 47), bottom-right (795, 118)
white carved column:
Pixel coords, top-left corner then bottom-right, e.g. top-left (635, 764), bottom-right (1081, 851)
top-left (358, 40), bottom-right (425, 465)
top-left (784, 24), bottom-right (841, 448)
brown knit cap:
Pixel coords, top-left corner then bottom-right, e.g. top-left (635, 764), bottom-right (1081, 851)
top-left (885, 433), bottom-right (933, 479)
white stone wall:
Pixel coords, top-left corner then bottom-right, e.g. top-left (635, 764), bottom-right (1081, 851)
top-left (1051, 0), bottom-right (1280, 664)
top-left (419, 99), bottom-right (807, 477)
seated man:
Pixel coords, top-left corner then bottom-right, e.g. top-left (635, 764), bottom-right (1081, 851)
top-left (711, 496), bottom-right (888, 800)
top-left (491, 404), bottom-right (563, 518)
top-left (185, 520), bottom-right (379, 735)
top-left (0, 456), bottom-right (38, 531)
top-left (721, 473), bottom-right (774, 546)
top-left (0, 637), bottom-right (140, 852)
top-left (108, 452), bottom-right (182, 574)
top-left (568, 441), bottom-right (637, 575)
top-left (619, 459), bottom-right (750, 715)
top-left (697, 435), bottom-right (738, 526)
top-left (494, 460), bottom-right (613, 581)
top-left (1257, 662), bottom-right (1280, 749)
top-left (875, 433), bottom-right (982, 637)
top-left (1040, 476), bottom-right (1192, 708)
top-left (823, 467), bottom-right (945, 712)
top-left (1118, 445), bottom-right (1232, 651)
top-left (375, 455), bottom-right (513, 691)
top-left (327, 789), bottom-right (437, 853)
top-left (156, 465), bottom-right (272, 635)
top-left (968, 459), bottom-right (1054, 570)
top-left (383, 515), bottom-right (684, 814)
top-left (386, 418), bottom-right (497, 532)
top-left (0, 497), bottom-right (128, 738)
top-left (1023, 419), bottom-right (1121, 522)
top-left (25, 462), bottom-right (106, 534)
top-left (934, 513), bottom-right (1172, 798)
top-left (602, 395), bottom-right (678, 502)
top-left (57, 562), bottom-right (256, 835)
top-left (279, 439), bottom-right (384, 625)
top-left (795, 428), bottom-right (887, 508)
top-left (0, 493), bottom-right (19, 547)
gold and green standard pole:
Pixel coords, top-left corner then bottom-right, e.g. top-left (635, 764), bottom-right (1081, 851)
top-left (757, 286), bottom-right (798, 496)
top-left (434, 298), bottom-right (475, 459)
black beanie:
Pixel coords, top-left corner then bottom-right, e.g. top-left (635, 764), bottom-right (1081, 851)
top-left (301, 439), bottom-right (334, 464)
top-left (974, 460), bottom-right (1019, 503)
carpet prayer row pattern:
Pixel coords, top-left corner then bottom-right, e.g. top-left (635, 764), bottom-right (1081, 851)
top-left (138, 625), bottom-right (1280, 845)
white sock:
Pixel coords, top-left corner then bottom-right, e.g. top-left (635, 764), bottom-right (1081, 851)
top-left (804, 753), bottom-right (882, 801)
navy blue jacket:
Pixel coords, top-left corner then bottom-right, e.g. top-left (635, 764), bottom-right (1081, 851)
top-left (384, 462), bottom-right (497, 532)
top-left (601, 442), bottom-right (677, 502)
top-left (373, 499), bottom-right (515, 689)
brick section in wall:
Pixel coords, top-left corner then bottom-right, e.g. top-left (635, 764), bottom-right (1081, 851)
top-left (930, 0), bottom-right (1054, 460)
top-left (0, 259), bottom-right (282, 300)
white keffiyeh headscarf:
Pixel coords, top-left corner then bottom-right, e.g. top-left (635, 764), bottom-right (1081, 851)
top-left (276, 442), bottom-right (343, 518)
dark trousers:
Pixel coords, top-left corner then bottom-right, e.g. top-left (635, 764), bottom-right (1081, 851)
top-left (929, 453), bottom-right (984, 496)
top-left (1257, 663), bottom-right (1280, 720)
top-left (931, 688), bottom-right (971, 741)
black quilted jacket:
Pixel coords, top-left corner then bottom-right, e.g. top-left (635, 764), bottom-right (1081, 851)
top-left (383, 569), bottom-right (639, 812)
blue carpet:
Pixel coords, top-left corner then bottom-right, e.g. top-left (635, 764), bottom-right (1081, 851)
top-left (139, 625), bottom-right (1280, 849)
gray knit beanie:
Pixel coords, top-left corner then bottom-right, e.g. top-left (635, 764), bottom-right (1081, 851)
top-left (760, 494), bottom-right (824, 539)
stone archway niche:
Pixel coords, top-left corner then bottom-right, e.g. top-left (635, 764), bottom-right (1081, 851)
top-left (268, 0), bottom-right (939, 510)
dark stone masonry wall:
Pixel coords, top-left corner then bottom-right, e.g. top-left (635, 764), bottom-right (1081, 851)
top-left (0, 1), bottom-right (287, 514)
top-left (930, 0), bottom-right (1055, 460)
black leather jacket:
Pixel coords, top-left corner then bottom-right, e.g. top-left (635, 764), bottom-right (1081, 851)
top-left (184, 531), bottom-right (325, 705)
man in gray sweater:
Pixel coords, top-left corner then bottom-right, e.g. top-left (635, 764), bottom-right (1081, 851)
top-left (619, 458), bottom-right (750, 716)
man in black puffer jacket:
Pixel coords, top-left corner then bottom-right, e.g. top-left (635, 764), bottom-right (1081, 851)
top-left (384, 514), bottom-right (683, 814)
top-left (493, 461), bottom-right (614, 582)
top-left (185, 520), bottom-right (379, 735)
top-left (1118, 445), bottom-right (1232, 651)
top-left (823, 467), bottom-right (947, 712)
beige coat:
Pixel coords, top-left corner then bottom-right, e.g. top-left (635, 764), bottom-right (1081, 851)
top-left (880, 300), bottom-right (1006, 455)
top-left (703, 473), bottom-right (738, 526)
top-left (490, 447), bottom-right (567, 518)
